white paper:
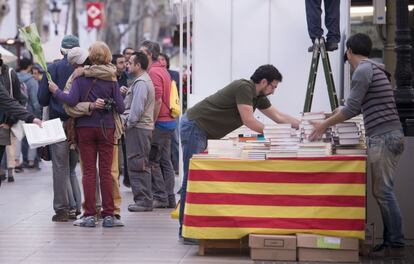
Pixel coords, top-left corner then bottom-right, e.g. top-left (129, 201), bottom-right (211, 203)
top-left (23, 118), bottom-right (67, 148)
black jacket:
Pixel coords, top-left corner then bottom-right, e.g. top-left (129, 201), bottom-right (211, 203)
top-left (0, 64), bottom-right (25, 125)
top-left (0, 83), bottom-right (35, 123)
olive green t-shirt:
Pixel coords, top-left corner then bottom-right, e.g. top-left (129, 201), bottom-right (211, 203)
top-left (187, 79), bottom-right (271, 139)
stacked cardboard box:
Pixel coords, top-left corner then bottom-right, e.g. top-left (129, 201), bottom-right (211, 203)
top-left (296, 234), bottom-right (359, 262)
top-left (249, 234), bottom-right (297, 261)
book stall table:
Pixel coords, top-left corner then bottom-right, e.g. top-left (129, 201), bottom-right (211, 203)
top-left (182, 156), bottom-right (366, 254)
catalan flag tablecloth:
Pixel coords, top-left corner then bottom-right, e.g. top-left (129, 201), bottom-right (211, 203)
top-left (182, 156), bottom-right (366, 240)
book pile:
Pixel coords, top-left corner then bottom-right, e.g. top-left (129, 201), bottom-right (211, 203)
top-left (297, 112), bottom-right (333, 157)
top-left (333, 115), bottom-right (366, 155)
top-left (299, 112), bottom-right (332, 143)
top-left (297, 142), bottom-right (332, 157)
top-left (265, 124), bottom-right (300, 158)
top-left (192, 139), bottom-right (241, 159)
top-left (239, 138), bottom-right (271, 160)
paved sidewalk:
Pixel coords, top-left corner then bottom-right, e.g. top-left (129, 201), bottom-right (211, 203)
top-left (0, 161), bottom-right (413, 264)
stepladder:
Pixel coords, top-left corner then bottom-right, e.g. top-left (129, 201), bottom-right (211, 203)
top-left (303, 38), bottom-right (339, 112)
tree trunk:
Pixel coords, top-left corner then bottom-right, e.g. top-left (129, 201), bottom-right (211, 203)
top-left (33, 0), bottom-right (46, 39)
top-left (71, 0), bottom-right (79, 37)
top-left (128, 0), bottom-right (147, 49)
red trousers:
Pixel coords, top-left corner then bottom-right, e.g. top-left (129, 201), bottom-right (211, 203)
top-left (77, 127), bottom-right (114, 217)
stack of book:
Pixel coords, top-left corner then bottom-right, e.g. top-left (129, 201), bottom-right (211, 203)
top-left (194, 139), bottom-right (242, 159)
top-left (297, 142), bottom-right (332, 157)
top-left (297, 112), bottom-right (333, 157)
top-left (299, 112), bottom-right (332, 143)
top-left (265, 124), bottom-right (300, 158)
top-left (333, 116), bottom-right (366, 155)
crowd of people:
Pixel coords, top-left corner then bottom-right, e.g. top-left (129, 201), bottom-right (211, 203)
top-left (0, 29), bottom-right (408, 255)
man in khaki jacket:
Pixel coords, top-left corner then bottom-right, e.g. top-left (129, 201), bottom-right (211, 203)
top-left (122, 52), bottom-right (155, 212)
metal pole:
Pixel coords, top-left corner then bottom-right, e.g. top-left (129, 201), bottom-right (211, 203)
top-left (384, 0), bottom-right (397, 88)
top-left (394, 0), bottom-right (414, 135)
top-left (178, 0), bottom-right (184, 186)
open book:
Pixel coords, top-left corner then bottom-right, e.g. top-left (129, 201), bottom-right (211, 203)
top-left (23, 118), bottom-right (67, 149)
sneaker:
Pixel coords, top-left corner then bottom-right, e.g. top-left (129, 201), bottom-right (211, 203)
top-left (14, 165), bottom-right (24, 173)
top-left (128, 203), bottom-right (153, 212)
top-left (52, 211), bottom-right (69, 222)
top-left (178, 237), bottom-right (199, 245)
top-left (370, 243), bottom-right (405, 258)
top-left (325, 42), bottom-right (338, 51)
top-left (7, 176), bottom-right (14, 182)
top-left (113, 217), bottom-right (124, 227)
top-left (102, 216), bottom-right (114, 227)
top-left (153, 200), bottom-right (168, 208)
top-left (68, 209), bottom-right (78, 219)
top-left (73, 216), bottom-right (96, 227)
top-left (167, 195), bottom-right (176, 209)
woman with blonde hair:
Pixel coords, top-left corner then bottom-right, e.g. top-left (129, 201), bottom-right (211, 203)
top-left (48, 41), bottom-right (125, 227)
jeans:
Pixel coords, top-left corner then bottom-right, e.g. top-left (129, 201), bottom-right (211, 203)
top-left (367, 129), bottom-right (405, 247)
top-left (67, 149), bottom-right (81, 211)
top-left (171, 117), bottom-right (180, 172)
top-left (179, 114), bottom-right (207, 236)
top-left (15, 137), bottom-right (37, 163)
top-left (305, 0), bottom-right (340, 43)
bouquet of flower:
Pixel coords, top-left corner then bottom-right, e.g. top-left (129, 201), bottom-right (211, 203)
top-left (19, 23), bottom-right (51, 81)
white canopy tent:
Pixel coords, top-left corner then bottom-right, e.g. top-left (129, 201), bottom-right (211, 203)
top-left (0, 45), bottom-right (17, 64)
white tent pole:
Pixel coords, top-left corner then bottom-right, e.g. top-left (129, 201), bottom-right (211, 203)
top-left (178, 0), bottom-right (184, 185)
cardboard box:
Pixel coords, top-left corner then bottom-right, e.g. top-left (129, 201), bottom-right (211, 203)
top-left (297, 234), bottom-right (359, 262)
top-left (249, 234), bottom-right (296, 261)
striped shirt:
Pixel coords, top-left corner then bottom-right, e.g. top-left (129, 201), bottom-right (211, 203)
top-left (341, 59), bottom-right (402, 137)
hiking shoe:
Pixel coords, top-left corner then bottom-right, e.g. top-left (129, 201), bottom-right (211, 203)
top-left (325, 42), bottom-right (338, 51)
top-left (68, 209), bottom-right (81, 219)
top-left (102, 216), bottom-right (114, 227)
top-left (128, 203), bottom-right (153, 212)
top-left (167, 195), bottom-right (176, 208)
top-left (7, 176), bottom-right (14, 182)
top-left (73, 216), bottom-right (96, 227)
top-left (153, 200), bottom-right (168, 208)
top-left (52, 211), bottom-right (69, 222)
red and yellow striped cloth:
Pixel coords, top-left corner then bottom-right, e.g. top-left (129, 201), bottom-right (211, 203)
top-left (182, 156), bottom-right (366, 240)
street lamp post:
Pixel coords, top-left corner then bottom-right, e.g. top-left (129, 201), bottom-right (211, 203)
top-left (394, 0), bottom-right (414, 136)
top-left (50, 1), bottom-right (61, 36)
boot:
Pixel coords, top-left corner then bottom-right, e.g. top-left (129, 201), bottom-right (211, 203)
top-left (7, 168), bottom-right (14, 182)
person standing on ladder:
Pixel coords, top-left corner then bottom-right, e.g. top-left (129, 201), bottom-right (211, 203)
top-left (306, 0), bottom-right (340, 52)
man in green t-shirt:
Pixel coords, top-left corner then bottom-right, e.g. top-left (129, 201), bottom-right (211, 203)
top-left (178, 64), bottom-right (300, 243)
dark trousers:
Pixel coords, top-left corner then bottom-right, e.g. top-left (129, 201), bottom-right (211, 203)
top-left (125, 127), bottom-right (153, 207)
top-left (149, 128), bottom-right (174, 203)
top-left (77, 127), bottom-right (114, 217)
top-left (305, 0), bottom-right (340, 43)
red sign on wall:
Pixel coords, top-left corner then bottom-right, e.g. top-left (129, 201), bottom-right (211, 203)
top-left (86, 2), bottom-right (104, 29)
